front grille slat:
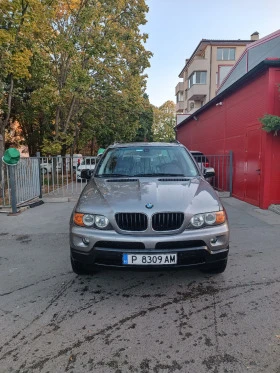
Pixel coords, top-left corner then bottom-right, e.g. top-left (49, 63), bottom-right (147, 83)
top-left (115, 212), bottom-right (184, 232)
top-left (152, 212), bottom-right (184, 231)
top-left (115, 213), bottom-right (147, 231)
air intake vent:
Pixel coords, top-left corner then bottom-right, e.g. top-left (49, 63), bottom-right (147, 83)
top-left (115, 213), bottom-right (148, 231)
top-left (158, 178), bottom-right (189, 182)
top-left (152, 212), bottom-right (184, 231)
top-left (107, 179), bottom-right (138, 182)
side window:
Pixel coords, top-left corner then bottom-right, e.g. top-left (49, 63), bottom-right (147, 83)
top-left (217, 48), bottom-right (236, 61)
top-left (218, 65), bottom-right (233, 86)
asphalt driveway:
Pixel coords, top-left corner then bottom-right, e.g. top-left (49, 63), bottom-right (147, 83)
top-left (0, 197), bottom-right (279, 373)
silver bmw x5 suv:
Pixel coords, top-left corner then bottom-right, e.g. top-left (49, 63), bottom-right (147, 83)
top-left (70, 142), bottom-right (229, 275)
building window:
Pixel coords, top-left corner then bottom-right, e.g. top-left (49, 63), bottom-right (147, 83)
top-left (176, 91), bottom-right (184, 103)
top-left (217, 65), bottom-right (233, 86)
top-left (217, 48), bottom-right (236, 61)
top-left (188, 71), bottom-right (207, 88)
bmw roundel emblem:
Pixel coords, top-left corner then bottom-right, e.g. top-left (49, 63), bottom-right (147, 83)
top-left (145, 203), bottom-right (153, 209)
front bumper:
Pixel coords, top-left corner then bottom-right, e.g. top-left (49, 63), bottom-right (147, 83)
top-left (70, 223), bottom-right (229, 269)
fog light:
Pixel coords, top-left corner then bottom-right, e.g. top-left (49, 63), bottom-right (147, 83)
top-left (210, 237), bottom-right (218, 245)
top-left (82, 237), bottom-right (90, 245)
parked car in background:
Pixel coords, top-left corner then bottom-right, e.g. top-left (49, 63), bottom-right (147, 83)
top-left (76, 157), bottom-right (97, 181)
top-left (40, 158), bottom-right (52, 174)
top-left (40, 154), bottom-right (83, 174)
top-left (40, 157), bottom-right (67, 174)
top-left (190, 151), bottom-right (213, 183)
top-left (70, 142), bottom-right (229, 275)
top-left (190, 151), bottom-right (210, 171)
top-left (72, 154), bottom-right (83, 170)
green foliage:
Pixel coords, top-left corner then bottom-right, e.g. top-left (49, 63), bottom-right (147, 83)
top-left (41, 139), bottom-right (61, 156)
top-left (134, 94), bottom-right (154, 142)
top-left (152, 101), bottom-right (176, 142)
top-left (0, 0), bottom-right (152, 155)
top-left (41, 132), bottom-right (73, 155)
top-left (259, 114), bottom-right (280, 136)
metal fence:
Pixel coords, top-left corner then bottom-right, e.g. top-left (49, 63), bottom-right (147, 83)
top-left (0, 156), bottom-right (98, 212)
top-left (193, 151), bottom-right (233, 194)
top-left (0, 152), bottom-right (232, 212)
top-left (38, 153), bottom-right (232, 197)
top-left (0, 157), bottom-right (41, 212)
top-left (0, 159), bottom-right (10, 209)
top-left (39, 156), bottom-right (97, 198)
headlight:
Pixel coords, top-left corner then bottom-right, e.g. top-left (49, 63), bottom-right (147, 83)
top-left (189, 211), bottom-right (226, 229)
top-left (190, 214), bottom-right (204, 227)
top-left (73, 213), bottom-right (110, 229)
top-left (95, 215), bottom-right (109, 228)
top-left (205, 212), bottom-right (216, 225)
top-left (83, 214), bottom-right (95, 227)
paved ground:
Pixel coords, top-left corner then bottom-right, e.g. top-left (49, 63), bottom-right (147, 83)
top-left (0, 197), bottom-right (279, 373)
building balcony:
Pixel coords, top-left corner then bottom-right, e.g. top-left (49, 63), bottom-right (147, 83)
top-left (187, 58), bottom-right (209, 77)
top-left (176, 101), bottom-right (184, 113)
top-left (175, 82), bottom-right (184, 95)
top-left (187, 84), bottom-right (207, 101)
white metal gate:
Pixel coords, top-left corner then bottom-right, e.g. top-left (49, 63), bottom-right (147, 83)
top-left (0, 158), bottom-right (41, 211)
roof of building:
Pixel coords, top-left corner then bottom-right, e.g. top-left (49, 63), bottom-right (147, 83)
top-left (178, 39), bottom-right (255, 77)
top-left (217, 29), bottom-right (280, 93)
top-left (176, 58), bottom-right (280, 129)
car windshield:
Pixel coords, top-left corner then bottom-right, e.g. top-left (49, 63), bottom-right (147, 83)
top-left (95, 145), bottom-right (199, 177)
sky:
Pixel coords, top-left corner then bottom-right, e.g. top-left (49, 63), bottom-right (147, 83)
top-left (142, 0), bottom-right (280, 107)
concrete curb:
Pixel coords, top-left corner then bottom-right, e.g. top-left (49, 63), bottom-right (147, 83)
top-left (42, 197), bottom-right (69, 203)
top-left (42, 197), bottom-right (79, 203)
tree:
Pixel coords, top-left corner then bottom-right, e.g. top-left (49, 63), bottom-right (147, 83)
top-left (0, 0), bottom-right (52, 157)
top-left (152, 100), bottom-right (176, 142)
top-left (0, 0), bottom-right (152, 156)
top-left (41, 0), bottom-right (151, 155)
top-left (134, 93), bottom-right (154, 142)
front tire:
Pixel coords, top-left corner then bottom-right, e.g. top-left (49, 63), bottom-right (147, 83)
top-left (71, 257), bottom-right (96, 275)
top-left (201, 259), bottom-right (228, 274)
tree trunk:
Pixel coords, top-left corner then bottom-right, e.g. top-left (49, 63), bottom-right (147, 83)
top-left (3, 75), bottom-right (14, 134)
top-left (63, 96), bottom-right (76, 133)
top-left (0, 132), bottom-right (3, 188)
top-left (54, 106), bottom-right (60, 137)
top-left (0, 126), bottom-right (4, 160)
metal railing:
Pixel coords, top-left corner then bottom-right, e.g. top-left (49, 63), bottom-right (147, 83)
top-left (0, 160), bottom-right (11, 209)
top-left (193, 151), bottom-right (233, 194)
top-left (39, 156), bottom-right (97, 198)
top-left (0, 157), bottom-right (41, 212)
top-left (0, 152), bottom-right (232, 212)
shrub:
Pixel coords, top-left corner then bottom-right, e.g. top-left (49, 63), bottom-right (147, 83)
top-left (259, 114), bottom-right (280, 136)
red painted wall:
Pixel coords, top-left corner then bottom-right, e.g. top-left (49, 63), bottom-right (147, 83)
top-left (262, 68), bottom-right (280, 208)
top-left (177, 67), bottom-right (280, 209)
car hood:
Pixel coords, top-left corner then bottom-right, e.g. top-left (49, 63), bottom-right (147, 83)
top-left (76, 177), bottom-right (222, 214)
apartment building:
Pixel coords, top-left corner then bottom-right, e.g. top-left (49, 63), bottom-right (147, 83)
top-left (175, 32), bottom-right (259, 122)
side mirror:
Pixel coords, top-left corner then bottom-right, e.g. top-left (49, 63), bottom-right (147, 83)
top-left (80, 169), bottom-right (94, 180)
top-left (204, 167), bottom-right (215, 178)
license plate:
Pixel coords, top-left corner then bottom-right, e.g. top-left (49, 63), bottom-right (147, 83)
top-left (122, 253), bottom-right (177, 265)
